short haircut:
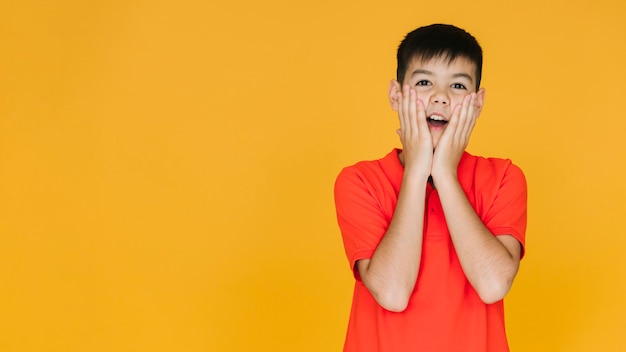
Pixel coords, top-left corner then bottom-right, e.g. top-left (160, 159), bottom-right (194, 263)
top-left (396, 24), bottom-right (483, 90)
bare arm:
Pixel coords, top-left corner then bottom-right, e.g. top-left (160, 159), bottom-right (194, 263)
top-left (432, 93), bottom-right (521, 303)
top-left (435, 175), bottom-right (521, 304)
top-left (357, 166), bottom-right (428, 312)
top-left (357, 86), bottom-right (432, 312)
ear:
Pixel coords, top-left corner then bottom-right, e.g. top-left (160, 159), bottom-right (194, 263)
top-left (474, 88), bottom-right (486, 118)
top-left (388, 80), bottom-right (401, 111)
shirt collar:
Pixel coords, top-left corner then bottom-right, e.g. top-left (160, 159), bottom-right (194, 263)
top-left (381, 148), bottom-right (475, 193)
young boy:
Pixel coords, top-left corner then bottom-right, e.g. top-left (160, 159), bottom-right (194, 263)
top-left (334, 24), bottom-right (527, 352)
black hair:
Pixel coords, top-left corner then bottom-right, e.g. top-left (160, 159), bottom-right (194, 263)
top-left (396, 24), bottom-right (483, 90)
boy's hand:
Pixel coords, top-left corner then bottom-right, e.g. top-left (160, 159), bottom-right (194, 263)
top-left (431, 93), bottom-right (478, 183)
top-left (396, 85), bottom-right (433, 178)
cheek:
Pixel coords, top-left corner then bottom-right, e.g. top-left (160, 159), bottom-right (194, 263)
top-left (452, 97), bottom-right (466, 108)
top-left (450, 96), bottom-right (470, 112)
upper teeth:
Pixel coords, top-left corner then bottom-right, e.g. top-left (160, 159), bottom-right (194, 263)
top-left (429, 115), bottom-right (444, 121)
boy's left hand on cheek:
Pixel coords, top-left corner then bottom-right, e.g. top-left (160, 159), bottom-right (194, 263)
top-left (432, 93), bottom-right (478, 181)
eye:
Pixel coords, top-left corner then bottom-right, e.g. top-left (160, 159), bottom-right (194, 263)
top-left (451, 83), bottom-right (467, 90)
top-left (415, 80), bottom-right (431, 86)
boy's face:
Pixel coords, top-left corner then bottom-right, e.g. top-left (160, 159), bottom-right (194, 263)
top-left (389, 56), bottom-right (486, 149)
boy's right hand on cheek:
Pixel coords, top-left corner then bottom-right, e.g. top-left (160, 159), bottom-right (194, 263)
top-left (395, 85), bottom-right (433, 177)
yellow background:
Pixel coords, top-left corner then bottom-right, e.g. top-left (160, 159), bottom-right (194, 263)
top-left (1, 0), bottom-right (625, 351)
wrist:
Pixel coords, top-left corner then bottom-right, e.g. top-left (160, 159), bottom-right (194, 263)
top-left (402, 170), bottom-right (430, 188)
top-left (398, 151), bottom-right (432, 182)
top-left (432, 172), bottom-right (459, 190)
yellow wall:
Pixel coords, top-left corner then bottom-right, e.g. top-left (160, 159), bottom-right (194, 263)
top-left (1, 0), bottom-right (625, 351)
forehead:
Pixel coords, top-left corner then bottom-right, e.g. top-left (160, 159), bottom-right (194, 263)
top-left (405, 55), bottom-right (477, 81)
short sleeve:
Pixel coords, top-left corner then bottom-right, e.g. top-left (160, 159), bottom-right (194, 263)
top-left (334, 166), bottom-right (392, 279)
top-left (483, 162), bottom-right (528, 258)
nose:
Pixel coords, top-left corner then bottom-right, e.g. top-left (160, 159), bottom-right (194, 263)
top-left (430, 89), bottom-right (449, 105)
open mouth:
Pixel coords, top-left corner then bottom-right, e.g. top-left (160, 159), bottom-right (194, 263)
top-left (427, 115), bottom-right (448, 127)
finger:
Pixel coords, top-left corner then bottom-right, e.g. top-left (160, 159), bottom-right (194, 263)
top-left (465, 93), bottom-right (478, 138)
top-left (401, 86), bottom-right (411, 134)
top-left (415, 98), bottom-right (429, 135)
top-left (444, 102), bottom-right (462, 143)
top-left (408, 88), bottom-right (418, 134)
top-left (454, 94), bottom-right (472, 142)
top-left (459, 93), bottom-right (477, 142)
top-left (397, 91), bottom-right (405, 133)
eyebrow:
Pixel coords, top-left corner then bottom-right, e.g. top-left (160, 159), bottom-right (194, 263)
top-left (452, 73), bottom-right (474, 82)
top-left (411, 69), bottom-right (474, 83)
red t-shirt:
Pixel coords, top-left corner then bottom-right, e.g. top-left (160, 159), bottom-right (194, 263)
top-left (334, 149), bottom-right (527, 352)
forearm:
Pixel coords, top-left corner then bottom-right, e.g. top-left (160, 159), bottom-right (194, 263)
top-left (435, 175), bottom-right (521, 304)
top-left (360, 170), bottom-right (428, 312)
